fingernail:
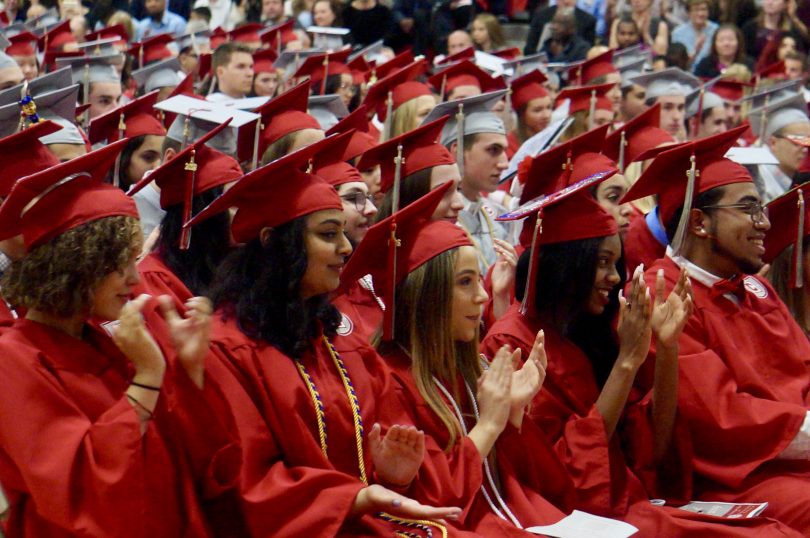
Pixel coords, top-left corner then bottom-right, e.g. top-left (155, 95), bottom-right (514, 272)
top-left (391, 499), bottom-right (402, 507)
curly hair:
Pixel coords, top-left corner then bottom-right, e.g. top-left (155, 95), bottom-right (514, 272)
top-left (3, 216), bottom-right (142, 318)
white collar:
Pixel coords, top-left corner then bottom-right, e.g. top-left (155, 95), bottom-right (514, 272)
top-left (666, 245), bottom-right (740, 304)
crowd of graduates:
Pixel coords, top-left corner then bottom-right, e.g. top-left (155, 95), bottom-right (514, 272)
top-left (0, 0), bottom-right (810, 537)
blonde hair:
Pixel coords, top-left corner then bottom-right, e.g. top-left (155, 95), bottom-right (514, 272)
top-left (558, 110), bottom-right (589, 142)
top-left (376, 249), bottom-right (483, 450)
top-left (387, 97), bottom-right (425, 141)
top-left (472, 13), bottom-right (505, 50)
top-left (107, 11), bottom-right (135, 41)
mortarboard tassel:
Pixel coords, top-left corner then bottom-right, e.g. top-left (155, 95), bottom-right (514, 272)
top-left (383, 90), bottom-right (393, 141)
top-left (180, 149), bottom-right (198, 250)
top-left (111, 112), bottom-right (127, 188)
top-left (391, 143), bottom-right (404, 214)
top-left (251, 119), bottom-right (263, 171)
top-left (587, 89), bottom-right (596, 131)
top-left (692, 87), bottom-right (704, 140)
top-left (439, 74), bottom-right (447, 104)
top-left (504, 87), bottom-right (513, 133)
top-left (756, 95), bottom-right (769, 148)
top-left (138, 45), bottom-right (144, 70)
top-left (617, 129), bottom-right (627, 174)
top-left (455, 103), bottom-right (465, 179)
top-left (321, 54), bottom-right (329, 96)
top-left (276, 31), bottom-right (282, 56)
top-left (795, 189), bottom-right (805, 288)
top-left (181, 115), bottom-right (191, 149)
top-left (519, 214), bottom-right (543, 316)
top-left (671, 153), bottom-right (698, 255)
top-left (382, 220), bottom-right (400, 341)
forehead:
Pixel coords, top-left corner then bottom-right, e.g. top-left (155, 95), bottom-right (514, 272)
top-left (337, 181), bottom-right (368, 194)
top-left (599, 233), bottom-right (622, 254)
top-left (454, 245), bottom-right (479, 271)
top-left (229, 52), bottom-right (253, 65)
top-left (781, 121), bottom-right (810, 135)
top-left (91, 81), bottom-right (122, 95)
top-left (471, 131), bottom-right (507, 148)
top-left (717, 181), bottom-right (759, 202)
top-left (657, 94), bottom-right (685, 106)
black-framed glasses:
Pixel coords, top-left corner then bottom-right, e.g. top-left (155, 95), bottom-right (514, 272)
top-left (340, 192), bottom-right (375, 211)
top-left (701, 201), bottom-right (769, 225)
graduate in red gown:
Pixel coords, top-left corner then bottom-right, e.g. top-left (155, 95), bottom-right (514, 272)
top-left (0, 141), bottom-right (240, 537)
top-left (342, 185), bottom-right (578, 536)
top-left (482, 142), bottom-right (800, 536)
top-left (185, 139), bottom-right (464, 536)
top-left (622, 126), bottom-right (810, 534)
top-left (504, 69), bottom-right (552, 160)
top-left (128, 121), bottom-right (243, 309)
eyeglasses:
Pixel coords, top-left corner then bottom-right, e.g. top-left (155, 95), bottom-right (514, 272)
top-left (773, 133), bottom-right (810, 146)
top-left (701, 201), bottom-right (769, 225)
top-left (340, 192), bottom-right (375, 211)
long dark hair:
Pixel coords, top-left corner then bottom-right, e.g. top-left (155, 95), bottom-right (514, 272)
top-left (374, 167), bottom-right (433, 223)
top-left (156, 187), bottom-right (231, 297)
top-left (117, 135), bottom-right (146, 191)
top-left (709, 23), bottom-right (747, 64)
top-left (515, 236), bottom-right (625, 386)
top-left (210, 215), bottom-right (341, 358)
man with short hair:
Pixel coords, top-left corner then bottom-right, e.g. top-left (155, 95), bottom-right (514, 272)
top-left (524, 0), bottom-right (596, 55)
top-left (540, 8), bottom-right (591, 63)
top-left (784, 51), bottom-right (806, 80)
top-left (446, 30), bottom-right (473, 56)
top-left (685, 89), bottom-right (727, 139)
top-left (136, 0), bottom-right (188, 40)
top-left (671, 0), bottom-right (717, 72)
top-left (631, 67), bottom-right (701, 141)
top-left (208, 42), bottom-right (254, 101)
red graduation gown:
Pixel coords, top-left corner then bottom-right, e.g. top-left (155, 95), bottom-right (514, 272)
top-left (332, 278), bottom-right (384, 351)
top-left (482, 305), bottom-right (801, 537)
top-left (135, 252), bottom-right (193, 310)
top-left (205, 312), bottom-right (454, 537)
top-left (624, 213), bottom-right (666, 276)
top-left (379, 348), bottom-right (574, 537)
top-left (0, 319), bottom-right (240, 537)
top-left (640, 257), bottom-right (810, 533)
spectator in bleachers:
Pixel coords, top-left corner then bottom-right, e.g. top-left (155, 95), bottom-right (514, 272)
top-left (447, 29), bottom-right (474, 54)
top-left (755, 30), bottom-right (803, 73)
top-left (343, 0), bottom-right (395, 47)
top-left (694, 23), bottom-right (752, 78)
top-left (611, 14), bottom-right (644, 49)
top-left (709, 0), bottom-right (758, 31)
top-left (524, 0), bottom-right (596, 55)
top-left (672, 0), bottom-right (717, 71)
top-left (291, 0), bottom-right (315, 28)
top-left (312, 0), bottom-right (342, 28)
top-left (471, 13), bottom-right (506, 52)
top-left (389, 0), bottom-right (432, 53)
top-left (136, 0), bottom-right (188, 40)
top-left (540, 8), bottom-right (591, 62)
top-left (741, 0), bottom-right (810, 62)
top-left (612, 0), bottom-right (669, 55)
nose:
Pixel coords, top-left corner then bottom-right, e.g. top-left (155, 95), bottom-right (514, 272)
top-left (364, 197), bottom-right (378, 218)
top-left (338, 230), bottom-right (353, 257)
top-left (451, 190), bottom-right (465, 211)
top-left (475, 278), bottom-right (489, 304)
top-left (606, 263), bottom-right (621, 286)
top-left (619, 202), bottom-right (633, 218)
top-left (496, 152), bottom-right (508, 171)
top-left (126, 261), bottom-right (141, 286)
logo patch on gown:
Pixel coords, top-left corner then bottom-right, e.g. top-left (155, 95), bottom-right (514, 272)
top-left (337, 312), bottom-right (354, 336)
top-left (743, 276), bottom-right (768, 299)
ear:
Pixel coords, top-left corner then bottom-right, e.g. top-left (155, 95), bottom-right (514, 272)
top-left (163, 147), bottom-right (176, 161)
top-left (767, 135), bottom-right (779, 149)
top-left (688, 207), bottom-right (710, 238)
top-left (259, 226), bottom-right (274, 247)
top-left (449, 141), bottom-right (458, 155)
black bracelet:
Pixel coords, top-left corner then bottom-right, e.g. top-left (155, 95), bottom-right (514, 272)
top-left (130, 380), bottom-right (161, 391)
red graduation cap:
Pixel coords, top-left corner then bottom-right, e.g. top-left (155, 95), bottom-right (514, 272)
top-left (210, 27), bottom-right (228, 49)
top-left (260, 20), bottom-right (298, 51)
top-left (253, 48), bottom-right (278, 74)
top-left (184, 135), bottom-right (343, 243)
top-left (88, 90), bottom-right (166, 144)
top-left (129, 33), bottom-right (175, 68)
top-left (435, 46), bottom-right (475, 67)
top-left (6, 31), bottom-right (37, 57)
top-left (310, 130), bottom-right (363, 186)
top-left (0, 120), bottom-right (62, 197)
top-left (602, 103), bottom-right (676, 172)
top-left (570, 49), bottom-right (617, 85)
top-left (197, 52), bottom-right (212, 79)
top-left (128, 119), bottom-right (241, 248)
top-left (347, 55), bottom-right (372, 85)
top-left (38, 20), bottom-right (76, 51)
top-left (256, 80), bottom-right (320, 152)
top-left (763, 183), bottom-right (810, 288)
top-left (85, 24), bottom-right (130, 45)
top-left (757, 60), bottom-right (787, 81)
top-left (556, 82), bottom-right (616, 114)
top-left (325, 104), bottom-right (377, 161)
top-left (42, 49), bottom-right (83, 72)
top-left (429, 59), bottom-right (505, 98)
top-left (510, 69), bottom-right (549, 111)
top-left (0, 137), bottom-right (136, 250)
top-left (374, 49), bottom-right (414, 80)
top-left (362, 59), bottom-right (431, 124)
top-left (293, 48), bottom-right (352, 94)
top-left (169, 72), bottom-right (199, 98)
top-left (358, 115), bottom-right (455, 195)
top-left (710, 79), bottom-right (751, 103)
top-left (492, 47), bottom-right (521, 60)
top-left (228, 23), bottom-right (264, 45)
top-left (340, 180), bottom-right (467, 339)
top-left (621, 124), bottom-right (750, 252)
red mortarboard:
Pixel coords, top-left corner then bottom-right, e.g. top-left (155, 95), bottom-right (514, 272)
top-left (622, 124), bottom-right (750, 252)
top-left (229, 23), bottom-right (264, 44)
top-left (429, 59), bottom-right (505, 97)
top-left (293, 49), bottom-right (352, 93)
top-left (340, 180), bottom-right (468, 339)
top-left (763, 184), bottom-right (810, 289)
top-left (325, 104), bottom-right (377, 161)
top-left (6, 31), bottom-right (37, 57)
top-left (347, 55), bottom-right (371, 85)
top-left (85, 24), bottom-right (130, 45)
top-left (492, 47), bottom-right (521, 60)
top-left (435, 46), bottom-right (475, 67)
top-left (311, 130), bottom-right (363, 186)
top-left (556, 82), bottom-right (616, 114)
top-left (210, 27), bottom-right (228, 50)
top-left (42, 50), bottom-right (83, 72)
top-left (363, 59), bottom-right (431, 122)
top-left (253, 48), bottom-right (279, 73)
top-left (509, 69), bottom-right (549, 111)
top-left (130, 33), bottom-right (175, 68)
top-left (197, 52), bottom-right (212, 79)
top-left (758, 60), bottom-right (787, 80)
top-left (710, 79), bottom-right (751, 103)
top-left (38, 20), bottom-right (75, 51)
top-left (185, 135), bottom-right (342, 243)
top-left (0, 138), bottom-right (137, 250)
top-left (602, 103), bottom-right (676, 172)
top-left (0, 120), bottom-right (61, 197)
top-left (570, 49), bottom-right (617, 85)
top-left (374, 49), bottom-right (414, 80)
top-left (88, 90), bottom-right (166, 144)
top-left (128, 119), bottom-right (241, 248)
top-left (169, 72), bottom-right (199, 98)
top-left (256, 80), bottom-right (320, 152)
top-left (260, 20), bottom-right (298, 51)
top-left (358, 115), bottom-right (455, 194)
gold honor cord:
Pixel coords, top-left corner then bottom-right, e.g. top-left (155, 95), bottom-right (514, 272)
top-left (293, 337), bottom-right (448, 537)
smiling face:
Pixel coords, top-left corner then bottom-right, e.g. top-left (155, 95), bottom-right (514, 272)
top-left (337, 181), bottom-right (377, 246)
top-left (595, 174), bottom-right (632, 239)
top-left (450, 245), bottom-right (489, 342)
top-left (714, 28), bottom-right (738, 60)
top-left (523, 95), bottom-right (553, 134)
top-left (91, 246), bottom-right (141, 321)
top-left (300, 208), bottom-right (352, 299)
top-left (313, 0), bottom-right (336, 26)
top-left (584, 234), bottom-right (622, 315)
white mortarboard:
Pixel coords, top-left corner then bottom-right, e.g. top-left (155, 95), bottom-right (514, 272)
top-left (1, 23), bottom-right (26, 39)
top-left (502, 52), bottom-right (548, 79)
top-left (156, 94), bottom-right (261, 162)
top-left (0, 34), bottom-right (10, 51)
top-left (474, 50), bottom-right (507, 76)
top-left (274, 49), bottom-right (324, 81)
top-left (421, 89), bottom-right (507, 175)
top-left (308, 94), bottom-right (349, 130)
top-left (214, 96), bottom-right (270, 110)
top-left (630, 67), bottom-right (701, 101)
top-left (131, 57), bottom-right (183, 92)
top-left (742, 79), bottom-right (803, 108)
top-left (613, 44), bottom-right (650, 67)
top-left (176, 28), bottom-right (211, 52)
top-left (0, 67), bottom-right (73, 107)
top-left (685, 88), bottom-right (724, 119)
top-left (748, 93), bottom-right (809, 141)
top-left (725, 146), bottom-right (780, 165)
top-left (24, 8), bottom-right (59, 32)
top-left (55, 54), bottom-right (123, 85)
top-left (618, 58), bottom-right (647, 89)
top-left (75, 37), bottom-right (120, 56)
top-left (0, 50), bottom-right (17, 70)
top-left (307, 26), bottom-right (350, 51)
top-left (348, 40), bottom-right (388, 65)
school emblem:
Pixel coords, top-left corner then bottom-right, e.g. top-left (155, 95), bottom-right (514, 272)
top-left (743, 276), bottom-right (768, 299)
top-left (337, 312), bottom-right (354, 336)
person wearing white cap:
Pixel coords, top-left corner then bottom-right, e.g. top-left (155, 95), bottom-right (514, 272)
top-left (630, 66), bottom-right (701, 141)
top-left (423, 90), bottom-right (513, 274)
top-left (685, 87), bottom-right (727, 139)
top-left (56, 55), bottom-right (123, 120)
top-left (748, 93), bottom-right (810, 202)
top-left (0, 50), bottom-right (23, 90)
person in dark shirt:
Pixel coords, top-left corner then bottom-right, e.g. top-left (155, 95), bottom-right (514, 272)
top-left (524, 0), bottom-right (595, 55)
top-left (342, 0), bottom-right (395, 47)
top-left (540, 8), bottom-right (591, 62)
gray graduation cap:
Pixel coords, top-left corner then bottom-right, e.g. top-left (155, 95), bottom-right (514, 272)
top-left (132, 57), bottom-right (182, 92)
top-left (75, 37), bottom-right (121, 56)
top-left (308, 94), bottom-right (349, 130)
top-left (0, 50), bottom-right (18, 70)
top-left (630, 67), bottom-right (701, 101)
top-left (685, 87), bottom-right (724, 119)
top-left (0, 34), bottom-right (10, 51)
top-left (748, 93), bottom-right (809, 142)
top-left (421, 89), bottom-right (507, 176)
top-left (1, 23), bottom-right (26, 39)
top-left (613, 44), bottom-right (650, 66)
top-left (24, 8), bottom-right (59, 32)
top-left (348, 40), bottom-right (388, 65)
top-left (742, 79), bottom-right (802, 108)
top-left (55, 54), bottom-right (123, 86)
top-left (156, 94), bottom-right (261, 163)
top-left (176, 28), bottom-right (211, 52)
top-left (618, 58), bottom-right (647, 89)
top-left (0, 67), bottom-right (73, 107)
top-left (213, 96), bottom-right (270, 110)
top-left (0, 84), bottom-right (83, 144)
top-left (274, 48), bottom-right (324, 81)
top-left (502, 52), bottom-right (549, 79)
top-left (307, 26), bottom-right (350, 51)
